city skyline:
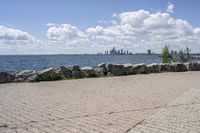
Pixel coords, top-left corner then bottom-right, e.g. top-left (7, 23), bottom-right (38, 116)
top-left (97, 47), bottom-right (178, 55)
top-left (1, 0), bottom-right (200, 54)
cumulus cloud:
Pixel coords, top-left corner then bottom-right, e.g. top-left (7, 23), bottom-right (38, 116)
top-left (0, 26), bottom-right (38, 44)
top-left (47, 23), bottom-right (88, 46)
top-left (44, 9), bottom-right (200, 53)
top-left (166, 3), bottom-right (174, 13)
top-left (85, 9), bottom-right (200, 53)
top-left (0, 26), bottom-right (42, 54)
top-left (1, 3), bottom-right (200, 54)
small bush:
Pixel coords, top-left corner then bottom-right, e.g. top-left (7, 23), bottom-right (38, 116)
top-left (161, 46), bottom-right (172, 63)
top-left (177, 46), bottom-right (191, 63)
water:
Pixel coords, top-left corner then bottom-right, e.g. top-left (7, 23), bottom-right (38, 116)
top-left (0, 54), bottom-right (162, 72)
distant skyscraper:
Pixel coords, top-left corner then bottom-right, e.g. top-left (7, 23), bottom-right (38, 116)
top-left (147, 50), bottom-right (151, 55)
top-left (171, 50), bottom-right (174, 55)
top-left (121, 49), bottom-right (123, 55)
top-left (103, 47), bottom-right (133, 55)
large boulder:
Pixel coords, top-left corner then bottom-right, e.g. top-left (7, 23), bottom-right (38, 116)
top-left (37, 67), bottom-right (62, 81)
top-left (146, 63), bottom-right (160, 73)
top-left (160, 63), bottom-right (169, 72)
top-left (0, 72), bottom-right (14, 84)
top-left (96, 63), bottom-right (107, 76)
top-left (69, 65), bottom-right (81, 78)
top-left (58, 66), bottom-right (72, 78)
top-left (159, 63), bottom-right (176, 72)
top-left (175, 63), bottom-right (188, 72)
top-left (80, 67), bottom-right (95, 78)
top-left (132, 64), bottom-right (146, 74)
top-left (15, 70), bottom-right (38, 82)
top-left (94, 68), bottom-right (106, 77)
top-left (97, 63), bottom-right (107, 70)
top-left (185, 62), bottom-right (200, 71)
top-left (168, 64), bottom-right (177, 72)
top-left (123, 64), bottom-right (133, 75)
top-left (106, 64), bottom-right (124, 76)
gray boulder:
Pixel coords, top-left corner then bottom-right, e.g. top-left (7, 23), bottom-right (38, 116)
top-left (132, 64), bottom-right (146, 74)
top-left (15, 70), bottom-right (38, 82)
top-left (159, 63), bottom-right (176, 72)
top-left (175, 63), bottom-right (188, 72)
top-left (123, 64), bottom-right (133, 75)
top-left (58, 66), bottom-right (72, 78)
top-left (94, 68), bottom-right (106, 77)
top-left (159, 63), bottom-right (169, 72)
top-left (69, 65), bottom-right (81, 78)
top-left (146, 63), bottom-right (160, 73)
top-left (106, 64), bottom-right (124, 76)
top-left (80, 67), bottom-right (95, 78)
top-left (96, 63), bottom-right (107, 76)
top-left (97, 63), bottom-right (107, 70)
top-left (37, 67), bottom-right (62, 81)
top-left (168, 64), bottom-right (177, 72)
top-left (185, 62), bottom-right (200, 71)
top-left (0, 72), bottom-right (14, 84)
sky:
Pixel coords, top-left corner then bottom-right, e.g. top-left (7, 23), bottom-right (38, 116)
top-left (0, 0), bottom-right (200, 54)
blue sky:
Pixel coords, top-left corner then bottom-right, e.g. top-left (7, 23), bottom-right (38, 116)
top-left (0, 0), bottom-right (200, 54)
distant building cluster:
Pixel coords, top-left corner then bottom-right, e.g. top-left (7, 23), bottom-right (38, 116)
top-left (102, 47), bottom-right (133, 55)
top-left (171, 50), bottom-right (178, 56)
top-left (97, 47), bottom-right (158, 55)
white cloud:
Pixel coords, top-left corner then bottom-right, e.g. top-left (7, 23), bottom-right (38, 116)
top-left (85, 9), bottom-right (200, 53)
top-left (1, 3), bottom-right (200, 54)
top-left (46, 23), bottom-right (58, 27)
top-left (0, 26), bottom-right (37, 44)
top-left (166, 3), bottom-right (174, 13)
top-left (47, 23), bottom-right (88, 46)
top-left (0, 26), bottom-right (42, 54)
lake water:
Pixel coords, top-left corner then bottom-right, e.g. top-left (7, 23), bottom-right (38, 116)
top-left (0, 54), bottom-right (162, 72)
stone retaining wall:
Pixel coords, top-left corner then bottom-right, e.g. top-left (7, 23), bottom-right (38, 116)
top-left (0, 62), bottom-right (200, 84)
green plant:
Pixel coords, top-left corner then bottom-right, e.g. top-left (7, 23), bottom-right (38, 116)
top-left (161, 46), bottom-right (172, 63)
top-left (177, 46), bottom-right (191, 63)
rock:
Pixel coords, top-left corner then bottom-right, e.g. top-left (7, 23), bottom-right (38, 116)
top-left (107, 72), bottom-right (114, 76)
top-left (123, 64), bottom-right (133, 75)
top-left (15, 70), bottom-right (38, 82)
top-left (0, 72), bottom-right (14, 84)
top-left (96, 63), bottom-right (107, 76)
top-left (167, 64), bottom-right (177, 72)
top-left (185, 62), bottom-right (200, 71)
top-left (159, 63), bottom-right (169, 72)
top-left (97, 63), bottom-right (107, 70)
top-left (132, 64), bottom-right (146, 74)
top-left (69, 65), bottom-right (81, 78)
top-left (94, 68), bottom-right (106, 77)
top-left (106, 64), bottom-right (124, 76)
top-left (80, 67), bottom-right (95, 78)
top-left (58, 66), bottom-right (72, 78)
top-left (175, 63), bottom-right (188, 72)
top-left (146, 63), bottom-right (160, 73)
top-left (37, 67), bottom-right (62, 81)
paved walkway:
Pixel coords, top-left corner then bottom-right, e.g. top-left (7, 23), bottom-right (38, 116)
top-left (0, 72), bottom-right (200, 133)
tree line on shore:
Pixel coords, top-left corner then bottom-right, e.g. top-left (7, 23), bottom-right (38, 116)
top-left (161, 46), bottom-right (191, 63)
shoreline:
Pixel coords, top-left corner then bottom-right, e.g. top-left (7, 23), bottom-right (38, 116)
top-left (0, 62), bottom-right (200, 84)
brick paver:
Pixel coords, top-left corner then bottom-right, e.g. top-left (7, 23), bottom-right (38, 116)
top-left (0, 72), bottom-right (200, 133)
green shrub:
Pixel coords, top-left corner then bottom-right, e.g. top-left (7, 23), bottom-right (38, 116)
top-left (161, 46), bottom-right (172, 63)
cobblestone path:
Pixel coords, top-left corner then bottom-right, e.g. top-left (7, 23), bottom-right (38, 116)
top-left (0, 72), bottom-right (200, 133)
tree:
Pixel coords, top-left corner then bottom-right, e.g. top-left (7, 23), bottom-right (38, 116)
top-left (161, 46), bottom-right (172, 63)
top-left (178, 46), bottom-right (191, 63)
